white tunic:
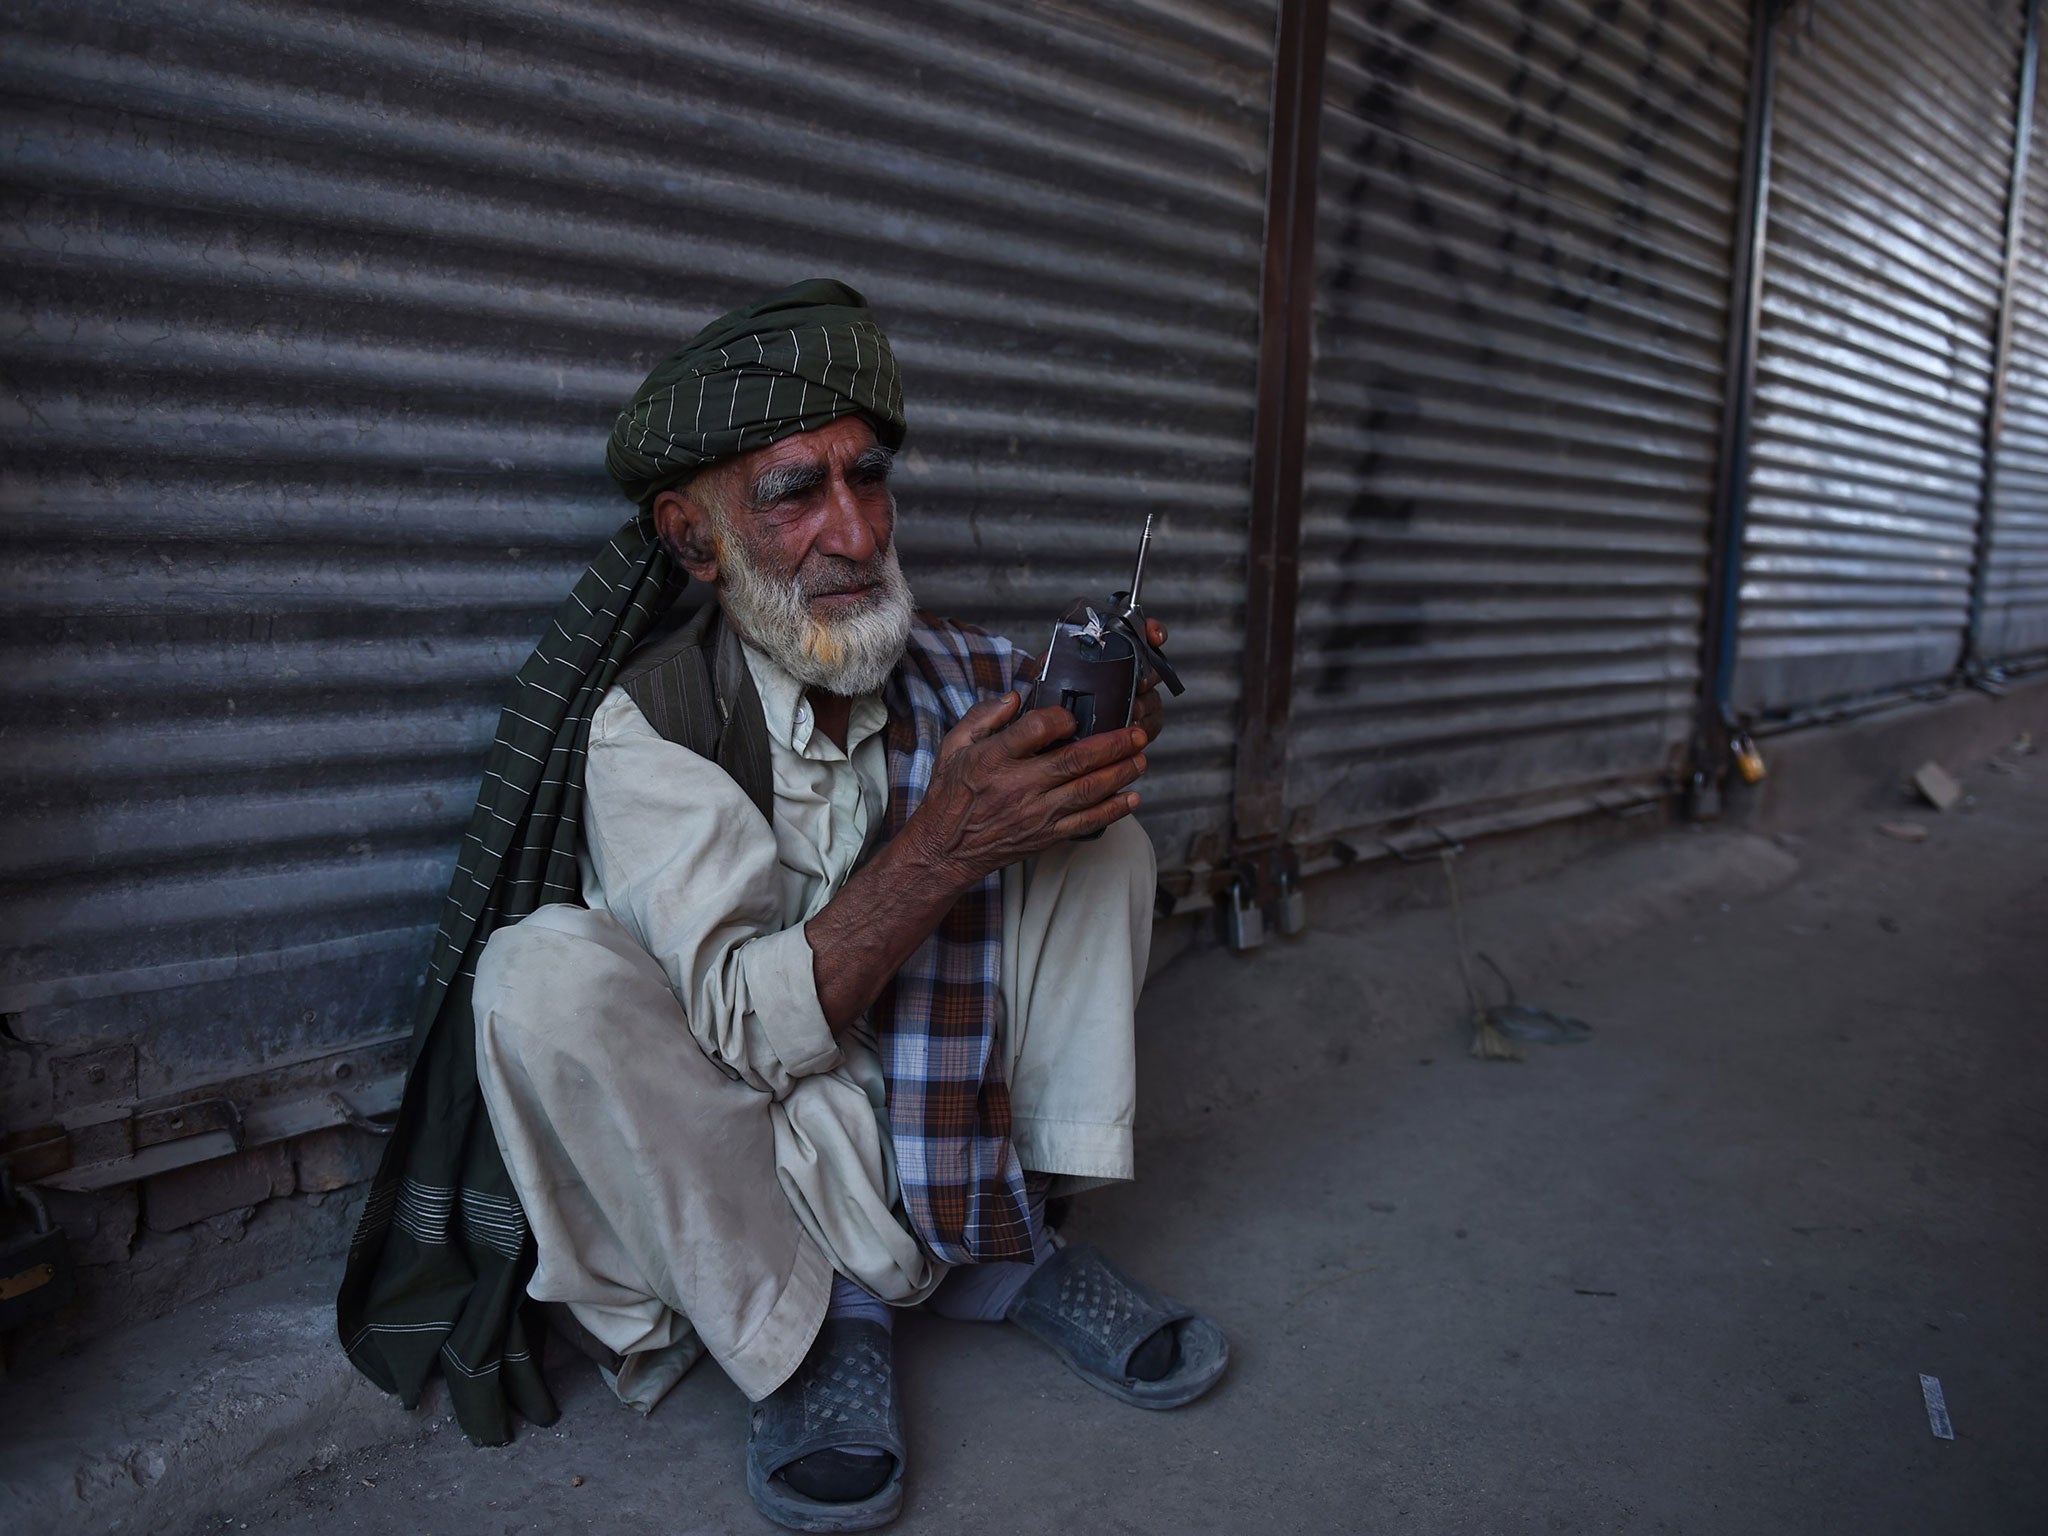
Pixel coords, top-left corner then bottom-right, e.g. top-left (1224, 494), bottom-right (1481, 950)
top-left (578, 647), bottom-right (893, 1096)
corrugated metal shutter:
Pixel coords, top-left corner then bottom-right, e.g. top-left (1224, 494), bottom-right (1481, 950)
top-left (1290, 0), bottom-right (1749, 842)
top-left (1983, 27), bottom-right (2048, 666)
top-left (0, 0), bottom-right (1272, 1130)
top-left (1733, 0), bottom-right (2024, 715)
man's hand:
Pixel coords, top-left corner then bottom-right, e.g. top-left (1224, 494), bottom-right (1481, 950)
top-left (1132, 617), bottom-right (1170, 745)
top-left (806, 674), bottom-right (1151, 1033)
top-left (904, 692), bottom-right (1147, 887)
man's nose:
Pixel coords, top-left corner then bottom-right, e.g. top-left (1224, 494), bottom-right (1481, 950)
top-left (812, 473), bottom-right (882, 565)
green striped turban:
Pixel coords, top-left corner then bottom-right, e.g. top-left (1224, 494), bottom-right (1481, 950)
top-left (605, 278), bottom-right (907, 505)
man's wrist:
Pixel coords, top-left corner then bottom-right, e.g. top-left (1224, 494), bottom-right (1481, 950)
top-left (894, 807), bottom-right (977, 901)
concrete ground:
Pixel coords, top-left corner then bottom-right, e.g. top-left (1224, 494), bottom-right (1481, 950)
top-left (131, 731), bottom-right (2045, 1536)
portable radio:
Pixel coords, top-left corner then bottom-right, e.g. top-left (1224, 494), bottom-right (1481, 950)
top-left (1021, 513), bottom-right (1185, 737)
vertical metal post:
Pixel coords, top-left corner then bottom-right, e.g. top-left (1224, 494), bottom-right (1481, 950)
top-left (1232, 0), bottom-right (1329, 870)
top-left (1690, 0), bottom-right (1779, 808)
top-left (1963, 0), bottom-right (2040, 679)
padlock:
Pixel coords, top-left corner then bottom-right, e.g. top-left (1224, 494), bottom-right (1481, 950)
top-left (1223, 880), bottom-right (1265, 951)
top-left (0, 1174), bottom-right (75, 1331)
top-left (1732, 731), bottom-right (1767, 785)
top-left (1276, 870), bottom-right (1308, 937)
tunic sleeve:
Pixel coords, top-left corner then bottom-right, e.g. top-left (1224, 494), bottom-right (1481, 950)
top-left (579, 689), bottom-right (840, 1098)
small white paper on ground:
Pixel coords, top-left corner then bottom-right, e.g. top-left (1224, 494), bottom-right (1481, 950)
top-left (1920, 1373), bottom-right (1955, 1440)
top-left (1912, 761), bottom-right (1963, 811)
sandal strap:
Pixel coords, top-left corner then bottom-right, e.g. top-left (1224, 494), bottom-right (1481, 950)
top-left (1007, 1242), bottom-right (1194, 1378)
top-left (748, 1317), bottom-right (905, 1477)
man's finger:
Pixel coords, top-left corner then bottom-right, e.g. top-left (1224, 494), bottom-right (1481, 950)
top-left (1051, 791), bottom-right (1140, 840)
top-left (943, 692), bottom-right (1021, 752)
top-left (998, 704), bottom-right (1078, 758)
top-left (1145, 618), bottom-right (1168, 648)
top-left (1038, 724), bottom-right (1146, 782)
top-left (1056, 753), bottom-right (1147, 812)
top-left (1132, 694), bottom-right (1164, 741)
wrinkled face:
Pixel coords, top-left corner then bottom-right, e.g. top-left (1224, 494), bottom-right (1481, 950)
top-left (654, 415), bottom-right (915, 695)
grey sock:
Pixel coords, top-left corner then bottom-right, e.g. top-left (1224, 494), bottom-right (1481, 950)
top-left (928, 1180), bottom-right (1055, 1323)
top-left (825, 1273), bottom-right (893, 1333)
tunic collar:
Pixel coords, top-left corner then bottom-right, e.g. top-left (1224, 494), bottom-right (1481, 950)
top-left (739, 640), bottom-right (888, 761)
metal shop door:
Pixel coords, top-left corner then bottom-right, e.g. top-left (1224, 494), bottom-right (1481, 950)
top-left (0, 0), bottom-right (1272, 1191)
top-left (1733, 0), bottom-right (2026, 717)
top-left (1981, 24), bottom-right (2048, 669)
top-left (1289, 0), bottom-right (1752, 849)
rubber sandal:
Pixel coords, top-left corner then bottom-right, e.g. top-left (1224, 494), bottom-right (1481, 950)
top-left (745, 1316), bottom-right (905, 1533)
top-left (1005, 1242), bottom-right (1228, 1410)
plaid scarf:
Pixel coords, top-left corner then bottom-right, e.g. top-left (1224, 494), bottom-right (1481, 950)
top-left (876, 619), bottom-right (1034, 1265)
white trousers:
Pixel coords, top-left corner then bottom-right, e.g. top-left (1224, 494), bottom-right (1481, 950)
top-left (473, 817), bottom-right (1154, 1405)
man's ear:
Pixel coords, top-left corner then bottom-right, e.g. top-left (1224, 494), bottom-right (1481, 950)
top-left (652, 485), bottom-right (720, 585)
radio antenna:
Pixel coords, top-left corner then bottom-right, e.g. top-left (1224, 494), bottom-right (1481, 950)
top-left (1126, 513), bottom-right (1155, 611)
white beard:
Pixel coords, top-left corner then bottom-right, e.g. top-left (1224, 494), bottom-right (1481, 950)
top-left (715, 522), bottom-right (914, 697)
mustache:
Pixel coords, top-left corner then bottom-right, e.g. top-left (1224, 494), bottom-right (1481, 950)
top-left (795, 553), bottom-right (889, 601)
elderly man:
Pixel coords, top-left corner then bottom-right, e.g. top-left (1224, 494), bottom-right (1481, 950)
top-left (340, 281), bottom-right (1224, 1531)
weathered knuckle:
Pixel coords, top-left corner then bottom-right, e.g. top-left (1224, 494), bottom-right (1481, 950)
top-left (1040, 706), bottom-right (1076, 738)
top-left (1089, 770), bottom-right (1127, 806)
top-left (1055, 740), bottom-right (1099, 776)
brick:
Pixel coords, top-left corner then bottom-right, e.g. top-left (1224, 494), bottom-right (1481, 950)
top-left (143, 1145), bottom-right (294, 1233)
top-left (291, 1127), bottom-right (381, 1193)
top-left (42, 1185), bottom-right (139, 1266)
